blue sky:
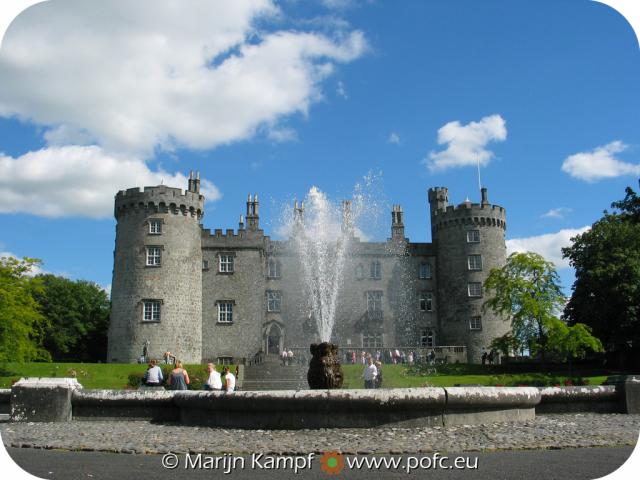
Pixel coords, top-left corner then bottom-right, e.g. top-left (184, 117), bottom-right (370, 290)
top-left (0, 0), bottom-right (639, 295)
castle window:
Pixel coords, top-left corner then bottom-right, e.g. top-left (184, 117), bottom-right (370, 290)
top-left (146, 246), bottom-right (161, 266)
top-left (142, 300), bottom-right (161, 322)
top-left (202, 260), bottom-right (209, 270)
top-left (267, 259), bottom-right (281, 278)
top-left (419, 292), bottom-right (433, 312)
top-left (421, 329), bottom-right (435, 347)
top-left (467, 230), bottom-right (480, 243)
top-left (149, 219), bottom-right (162, 235)
top-left (468, 282), bottom-right (482, 297)
top-left (217, 301), bottom-right (234, 323)
top-left (419, 262), bottom-right (431, 279)
top-left (217, 356), bottom-right (233, 365)
top-left (219, 253), bottom-right (234, 273)
top-left (355, 264), bottom-right (364, 280)
top-left (468, 255), bottom-right (483, 271)
top-left (370, 260), bottom-right (381, 279)
top-left (362, 333), bottom-right (383, 348)
top-left (366, 291), bottom-right (383, 312)
top-left (470, 316), bottom-right (482, 330)
top-left (267, 291), bottom-right (282, 312)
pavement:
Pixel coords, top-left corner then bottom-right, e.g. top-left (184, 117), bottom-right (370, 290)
top-left (1, 413), bottom-right (639, 479)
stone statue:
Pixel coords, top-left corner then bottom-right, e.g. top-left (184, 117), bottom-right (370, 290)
top-left (307, 342), bottom-right (344, 389)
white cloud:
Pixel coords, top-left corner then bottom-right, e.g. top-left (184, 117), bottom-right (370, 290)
top-left (336, 80), bottom-right (348, 99)
top-left (387, 132), bottom-right (401, 145)
top-left (425, 114), bottom-right (507, 172)
top-left (0, 250), bottom-right (47, 276)
top-left (561, 141), bottom-right (640, 182)
top-left (0, 0), bottom-right (368, 155)
top-left (0, 145), bottom-right (221, 218)
top-left (267, 126), bottom-right (298, 143)
top-left (541, 207), bottom-right (573, 219)
top-left (506, 227), bottom-right (590, 269)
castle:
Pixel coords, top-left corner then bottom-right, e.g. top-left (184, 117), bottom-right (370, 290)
top-left (107, 173), bottom-right (510, 364)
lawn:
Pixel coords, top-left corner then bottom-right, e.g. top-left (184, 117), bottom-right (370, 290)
top-left (0, 362), bottom-right (613, 390)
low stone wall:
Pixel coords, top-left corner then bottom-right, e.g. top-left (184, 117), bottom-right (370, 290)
top-left (7, 376), bottom-right (640, 428)
top-left (536, 386), bottom-right (621, 414)
top-left (0, 389), bottom-right (10, 414)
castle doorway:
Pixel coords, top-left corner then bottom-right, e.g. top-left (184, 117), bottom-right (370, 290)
top-left (267, 324), bottom-right (282, 355)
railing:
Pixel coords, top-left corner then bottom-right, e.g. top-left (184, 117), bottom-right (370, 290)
top-left (279, 346), bottom-right (467, 365)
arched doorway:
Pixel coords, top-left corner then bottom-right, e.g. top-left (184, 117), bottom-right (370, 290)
top-left (267, 324), bottom-right (282, 355)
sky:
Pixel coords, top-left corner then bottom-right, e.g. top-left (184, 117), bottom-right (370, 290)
top-left (0, 0), bottom-right (639, 296)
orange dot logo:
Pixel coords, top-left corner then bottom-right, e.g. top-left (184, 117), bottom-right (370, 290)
top-left (320, 451), bottom-right (345, 475)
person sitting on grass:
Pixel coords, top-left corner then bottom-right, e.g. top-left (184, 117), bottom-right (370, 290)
top-left (143, 359), bottom-right (163, 387)
top-left (204, 362), bottom-right (222, 391)
top-left (168, 361), bottom-right (190, 390)
top-left (223, 366), bottom-right (236, 392)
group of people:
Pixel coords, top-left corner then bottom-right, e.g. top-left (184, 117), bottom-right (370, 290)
top-left (481, 349), bottom-right (499, 365)
top-left (347, 349), bottom-right (438, 366)
top-left (143, 359), bottom-right (236, 391)
top-left (362, 356), bottom-right (384, 389)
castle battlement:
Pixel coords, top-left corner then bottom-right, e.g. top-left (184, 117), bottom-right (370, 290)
top-left (114, 184), bottom-right (204, 219)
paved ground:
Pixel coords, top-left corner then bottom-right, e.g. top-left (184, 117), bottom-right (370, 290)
top-left (3, 446), bottom-right (637, 480)
top-left (1, 414), bottom-right (638, 455)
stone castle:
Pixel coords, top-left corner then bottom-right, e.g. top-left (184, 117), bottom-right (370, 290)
top-left (107, 172), bottom-right (510, 364)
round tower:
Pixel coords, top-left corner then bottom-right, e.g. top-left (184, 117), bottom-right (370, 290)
top-left (107, 174), bottom-right (204, 363)
top-left (428, 187), bottom-right (509, 363)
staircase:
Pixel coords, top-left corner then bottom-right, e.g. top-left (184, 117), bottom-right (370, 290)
top-left (241, 354), bottom-right (308, 391)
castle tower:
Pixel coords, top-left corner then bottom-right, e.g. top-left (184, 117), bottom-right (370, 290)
top-left (428, 186), bottom-right (509, 363)
top-left (391, 204), bottom-right (405, 240)
top-left (107, 175), bottom-right (205, 363)
top-left (246, 194), bottom-right (259, 231)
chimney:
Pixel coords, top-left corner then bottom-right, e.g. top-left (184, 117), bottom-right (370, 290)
top-left (188, 171), bottom-right (194, 192)
top-left (391, 204), bottom-right (405, 240)
top-left (481, 187), bottom-right (489, 206)
top-left (194, 171), bottom-right (201, 194)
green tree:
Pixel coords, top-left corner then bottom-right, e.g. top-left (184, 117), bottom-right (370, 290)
top-left (0, 257), bottom-right (51, 362)
top-left (545, 317), bottom-right (604, 373)
top-left (33, 274), bottom-right (110, 362)
top-left (488, 332), bottom-right (521, 358)
top-left (562, 181), bottom-right (640, 351)
top-left (483, 252), bottom-right (566, 356)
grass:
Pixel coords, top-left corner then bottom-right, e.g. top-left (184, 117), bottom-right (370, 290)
top-left (0, 361), bottom-right (614, 390)
top-left (0, 362), bottom-right (217, 389)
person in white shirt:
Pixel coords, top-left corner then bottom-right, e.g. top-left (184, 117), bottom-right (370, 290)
top-left (223, 366), bottom-right (236, 392)
top-left (362, 356), bottom-right (378, 389)
top-left (204, 362), bottom-right (222, 391)
top-left (144, 359), bottom-right (164, 387)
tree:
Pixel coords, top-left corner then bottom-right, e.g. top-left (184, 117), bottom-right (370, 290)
top-left (562, 181), bottom-right (640, 351)
top-left (483, 252), bottom-right (566, 356)
top-left (545, 317), bottom-right (603, 373)
top-left (0, 257), bottom-right (51, 362)
top-left (33, 274), bottom-right (110, 362)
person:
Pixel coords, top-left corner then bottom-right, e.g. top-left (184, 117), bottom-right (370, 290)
top-left (481, 351), bottom-right (488, 365)
top-left (407, 351), bottom-right (414, 366)
top-left (163, 351), bottom-right (175, 365)
top-left (374, 361), bottom-right (383, 389)
top-left (488, 349), bottom-right (495, 365)
top-left (223, 366), bottom-right (236, 392)
top-left (143, 359), bottom-right (163, 387)
top-left (281, 349), bottom-right (288, 366)
top-left (428, 350), bottom-right (436, 365)
top-left (287, 349), bottom-right (294, 365)
top-left (204, 362), bottom-right (222, 391)
top-left (351, 350), bottom-right (356, 365)
top-left (362, 356), bottom-right (377, 389)
top-left (168, 361), bottom-right (190, 390)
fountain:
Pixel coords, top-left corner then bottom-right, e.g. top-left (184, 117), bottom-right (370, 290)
top-left (285, 185), bottom-right (373, 389)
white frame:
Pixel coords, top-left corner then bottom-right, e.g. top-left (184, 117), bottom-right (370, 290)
top-left (146, 246), bottom-right (161, 266)
top-left (267, 291), bottom-right (282, 312)
top-left (468, 282), bottom-right (482, 297)
top-left (466, 230), bottom-right (480, 243)
top-left (217, 302), bottom-right (233, 323)
top-left (469, 316), bottom-right (482, 330)
top-left (419, 292), bottom-right (433, 312)
top-left (219, 254), bottom-right (234, 273)
top-left (419, 262), bottom-right (431, 279)
top-left (142, 300), bottom-right (161, 322)
top-left (149, 219), bottom-right (162, 234)
top-left (467, 254), bottom-right (483, 271)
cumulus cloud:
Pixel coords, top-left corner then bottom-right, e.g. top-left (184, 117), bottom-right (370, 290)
top-left (387, 132), bottom-right (401, 145)
top-left (561, 141), bottom-right (640, 182)
top-left (0, 145), bottom-right (221, 218)
top-left (0, 0), bottom-right (368, 155)
top-left (506, 227), bottom-right (590, 269)
top-left (541, 207), bottom-right (573, 219)
top-left (425, 114), bottom-right (507, 172)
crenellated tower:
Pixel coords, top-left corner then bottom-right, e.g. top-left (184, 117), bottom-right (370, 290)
top-left (107, 172), bottom-right (205, 363)
top-left (428, 186), bottom-right (509, 363)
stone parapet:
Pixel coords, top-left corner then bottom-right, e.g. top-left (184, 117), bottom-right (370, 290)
top-left (10, 378), bottom-right (82, 422)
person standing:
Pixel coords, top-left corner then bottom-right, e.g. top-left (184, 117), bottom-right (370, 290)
top-left (374, 361), bottom-right (383, 389)
top-left (204, 362), bottom-right (222, 391)
top-left (223, 366), bottom-right (236, 392)
top-left (144, 359), bottom-right (163, 387)
top-left (362, 356), bottom-right (378, 389)
top-left (168, 361), bottom-right (190, 390)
